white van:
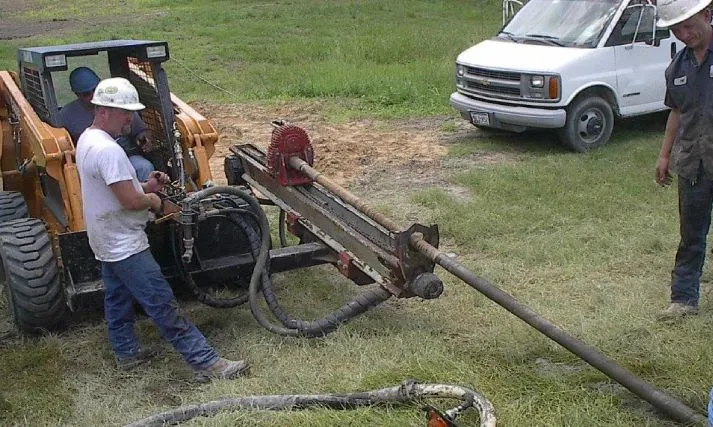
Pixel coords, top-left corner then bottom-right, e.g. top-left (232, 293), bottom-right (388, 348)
top-left (449, 0), bottom-right (684, 152)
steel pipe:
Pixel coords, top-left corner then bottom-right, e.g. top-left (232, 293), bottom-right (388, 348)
top-left (286, 158), bottom-right (706, 424)
top-left (409, 233), bottom-right (705, 425)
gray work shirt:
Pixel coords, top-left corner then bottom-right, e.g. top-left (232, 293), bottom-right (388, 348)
top-left (664, 32), bottom-right (713, 181)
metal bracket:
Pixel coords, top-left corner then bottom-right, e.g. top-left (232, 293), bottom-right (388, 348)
top-left (395, 224), bottom-right (441, 298)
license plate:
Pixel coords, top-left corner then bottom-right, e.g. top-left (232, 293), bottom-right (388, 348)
top-left (470, 112), bottom-right (490, 126)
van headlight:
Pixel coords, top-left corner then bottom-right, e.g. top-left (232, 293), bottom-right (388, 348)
top-left (456, 64), bottom-right (465, 77)
top-left (522, 74), bottom-right (561, 101)
top-left (530, 75), bottom-right (545, 88)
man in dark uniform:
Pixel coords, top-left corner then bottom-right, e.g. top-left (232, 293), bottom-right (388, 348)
top-left (655, 0), bottom-right (713, 319)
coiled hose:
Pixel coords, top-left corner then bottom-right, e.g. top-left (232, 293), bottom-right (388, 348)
top-left (178, 186), bottom-right (392, 337)
top-left (124, 380), bottom-right (497, 427)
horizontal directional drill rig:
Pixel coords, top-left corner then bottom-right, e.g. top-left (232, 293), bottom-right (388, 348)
top-left (213, 121), bottom-right (705, 424)
top-left (0, 40), bottom-right (705, 425)
top-left (215, 121), bottom-right (444, 337)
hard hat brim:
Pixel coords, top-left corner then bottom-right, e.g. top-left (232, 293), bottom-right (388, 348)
top-left (657, 2), bottom-right (711, 28)
top-left (91, 100), bottom-right (146, 111)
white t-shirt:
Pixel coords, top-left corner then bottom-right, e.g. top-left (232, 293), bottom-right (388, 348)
top-left (76, 128), bottom-right (150, 262)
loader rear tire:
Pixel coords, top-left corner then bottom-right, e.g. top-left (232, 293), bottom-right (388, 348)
top-left (0, 191), bottom-right (28, 223)
top-left (0, 218), bottom-right (66, 334)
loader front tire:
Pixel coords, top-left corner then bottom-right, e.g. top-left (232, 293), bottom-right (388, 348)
top-left (0, 218), bottom-right (66, 334)
top-left (0, 191), bottom-right (28, 223)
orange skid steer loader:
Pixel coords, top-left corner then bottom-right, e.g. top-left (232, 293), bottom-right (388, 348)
top-left (0, 40), bottom-right (241, 333)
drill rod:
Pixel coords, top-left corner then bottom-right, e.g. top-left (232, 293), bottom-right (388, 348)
top-left (288, 157), bottom-right (402, 233)
top-left (287, 156), bottom-right (706, 425)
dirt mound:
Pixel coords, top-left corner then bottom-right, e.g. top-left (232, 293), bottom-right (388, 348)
top-left (194, 101), bottom-right (451, 186)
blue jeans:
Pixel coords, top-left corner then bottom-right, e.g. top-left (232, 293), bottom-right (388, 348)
top-left (708, 387), bottom-right (713, 426)
top-left (128, 155), bottom-right (154, 182)
top-left (102, 249), bottom-right (219, 370)
top-left (671, 164), bottom-right (713, 306)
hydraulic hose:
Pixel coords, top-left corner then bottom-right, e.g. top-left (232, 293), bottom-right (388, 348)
top-left (278, 209), bottom-right (288, 247)
top-left (180, 186), bottom-right (287, 333)
top-left (124, 380), bottom-right (496, 427)
top-left (179, 186), bottom-right (392, 337)
top-left (173, 211), bottom-right (251, 309)
top-left (233, 202), bottom-right (391, 337)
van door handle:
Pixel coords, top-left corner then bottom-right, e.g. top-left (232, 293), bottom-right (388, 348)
top-left (671, 42), bottom-right (677, 58)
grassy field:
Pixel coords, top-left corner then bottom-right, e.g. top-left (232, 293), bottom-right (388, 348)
top-left (1, 1), bottom-right (711, 426)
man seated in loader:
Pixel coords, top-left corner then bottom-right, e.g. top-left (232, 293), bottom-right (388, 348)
top-left (76, 77), bottom-right (249, 381)
top-left (60, 66), bottom-right (155, 181)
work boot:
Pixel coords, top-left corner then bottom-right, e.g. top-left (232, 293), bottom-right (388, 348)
top-left (194, 357), bottom-right (249, 383)
top-left (656, 302), bottom-right (699, 321)
top-left (116, 345), bottom-right (163, 371)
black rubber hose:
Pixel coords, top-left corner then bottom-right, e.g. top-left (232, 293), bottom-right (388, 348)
top-left (181, 186), bottom-right (392, 337)
top-left (173, 218), bottom-right (250, 309)
top-left (278, 209), bottom-right (288, 248)
top-left (182, 186), bottom-right (299, 336)
top-left (234, 210), bottom-right (391, 338)
top-left (174, 194), bottom-right (262, 308)
top-left (173, 192), bottom-right (261, 308)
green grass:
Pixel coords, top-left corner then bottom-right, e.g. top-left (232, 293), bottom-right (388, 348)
top-left (1, 1), bottom-right (711, 427)
top-left (0, 339), bottom-right (72, 423)
top-left (1, 0), bottom-right (501, 119)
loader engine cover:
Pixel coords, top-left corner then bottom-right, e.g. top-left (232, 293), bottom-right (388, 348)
top-left (267, 123), bottom-right (314, 186)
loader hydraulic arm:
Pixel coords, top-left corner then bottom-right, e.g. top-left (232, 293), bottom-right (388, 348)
top-left (0, 71), bottom-right (84, 231)
top-left (171, 94), bottom-right (219, 188)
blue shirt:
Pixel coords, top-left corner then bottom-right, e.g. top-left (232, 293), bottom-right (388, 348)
top-left (59, 99), bottom-right (147, 156)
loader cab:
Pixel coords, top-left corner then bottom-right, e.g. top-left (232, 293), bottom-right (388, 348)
top-left (14, 40), bottom-right (181, 233)
top-left (16, 40), bottom-right (176, 174)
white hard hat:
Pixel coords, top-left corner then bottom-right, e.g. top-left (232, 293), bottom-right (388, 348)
top-left (91, 77), bottom-right (145, 111)
top-left (657, 0), bottom-right (712, 28)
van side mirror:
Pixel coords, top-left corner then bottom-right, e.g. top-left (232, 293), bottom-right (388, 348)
top-left (649, 6), bottom-right (660, 46)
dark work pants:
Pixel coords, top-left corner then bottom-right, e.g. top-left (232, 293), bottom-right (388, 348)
top-left (671, 164), bottom-right (713, 306)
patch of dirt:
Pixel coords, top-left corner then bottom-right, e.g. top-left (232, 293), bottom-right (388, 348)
top-left (0, 0), bottom-right (167, 40)
top-left (196, 100), bottom-right (514, 190)
top-left (0, 0), bottom-right (82, 40)
top-left (199, 101), bottom-right (440, 186)
top-left (0, 0), bottom-right (35, 14)
top-left (534, 357), bottom-right (584, 378)
top-left (196, 100), bottom-right (517, 224)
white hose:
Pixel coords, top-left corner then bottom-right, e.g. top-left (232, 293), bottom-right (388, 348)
top-left (124, 380), bottom-right (496, 427)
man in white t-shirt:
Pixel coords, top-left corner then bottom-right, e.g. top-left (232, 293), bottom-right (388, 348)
top-left (76, 77), bottom-right (248, 381)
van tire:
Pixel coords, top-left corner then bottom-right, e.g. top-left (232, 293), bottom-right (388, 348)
top-left (0, 218), bottom-right (66, 334)
top-left (559, 96), bottom-right (614, 152)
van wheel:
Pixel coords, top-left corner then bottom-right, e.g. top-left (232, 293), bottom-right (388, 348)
top-left (0, 191), bottom-right (28, 223)
top-left (0, 218), bottom-right (66, 334)
top-left (559, 96), bottom-right (614, 152)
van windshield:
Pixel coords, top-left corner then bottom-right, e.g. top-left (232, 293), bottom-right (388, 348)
top-left (500, 0), bottom-right (621, 48)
